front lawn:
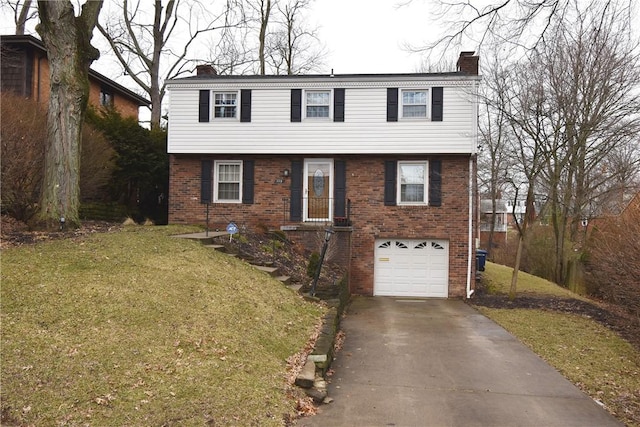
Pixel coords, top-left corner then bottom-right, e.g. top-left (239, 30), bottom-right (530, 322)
top-left (474, 262), bottom-right (640, 427)
top-left (1, 225), bottom-right (324, 425)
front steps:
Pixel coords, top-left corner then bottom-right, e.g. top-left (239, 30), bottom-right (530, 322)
top-left (173, 232), bottom-right (294, 288)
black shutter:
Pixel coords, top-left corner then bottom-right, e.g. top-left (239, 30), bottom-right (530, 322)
top-left (199, 90), bottom-right (210, 122)
top-left (431, 87), bottom-right (443, 122)
top-left (334, 160), bottom-right (346, 216)
top-left (429, 159), bottom-right (442, 206)
top-left (387, 88), bottom-right (398, 122)
top-left (291, 89), bottom-right (302, 122)
top-left (242, 160), bottom-right (254, 204)
top-left (334, 88), bottom-right (345, 122)
top-left (240, 89), bottom-right (252, 122)
top-left (290, 160), bottom-right (303, 221)
top-left (384, 160), bottom-right (397, 206)
top-left (201, 159), bottom-right (212, 203)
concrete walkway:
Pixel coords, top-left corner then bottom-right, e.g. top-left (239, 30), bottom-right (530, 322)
top-left (297, 297), bottom-right (622, 427)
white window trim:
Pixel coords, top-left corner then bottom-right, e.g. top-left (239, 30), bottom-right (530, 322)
top-left (400, 88), bottom-right (430, 120)
top-left (213, 91), bottom-right (239, 120)
top-left (303, 89), bottom-right (332, 120)
top-left (397, 160), bottom-right (429, 205)
top-left (214, 160), bottom-right (243, 203)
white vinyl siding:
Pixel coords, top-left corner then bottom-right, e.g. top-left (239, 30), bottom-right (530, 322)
top-left (167, 77), bottom-right (478, 155)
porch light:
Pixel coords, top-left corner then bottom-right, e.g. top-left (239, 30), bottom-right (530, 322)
top-left (283, 169), bottom-right (290, 178)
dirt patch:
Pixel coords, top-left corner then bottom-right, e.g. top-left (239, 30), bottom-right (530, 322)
top-left (0, 215), bottom-right (122, 250)
top-left (471, 293), bottom-right (640, 351)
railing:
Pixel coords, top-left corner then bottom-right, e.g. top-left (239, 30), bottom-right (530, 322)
top-left (281, 197), bottom-right (351, 226)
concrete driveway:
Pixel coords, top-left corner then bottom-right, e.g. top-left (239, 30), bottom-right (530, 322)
top-left (297, 297), bottom-right (622, 427)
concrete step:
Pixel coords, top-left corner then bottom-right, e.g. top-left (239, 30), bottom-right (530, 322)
top-left (252, 265), bottom-right (279, 277)
top-left (276, 275), bottom-right (291, 285)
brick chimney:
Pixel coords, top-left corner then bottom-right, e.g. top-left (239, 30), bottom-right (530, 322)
top-left (456, 51), bottom-right (479, 75)
top-left (196, 64), bottom-right (217, 76)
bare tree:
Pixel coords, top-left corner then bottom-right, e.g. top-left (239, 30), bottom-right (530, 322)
top-left (96, 0), bottom-right (237, 129)
top-left (421, 0), bottom-right (636, 54)
top-left (2, 0), bottom-right (37, 34)
top-left (35, 0), bottom-right (103, 229)
top-left (266, 0), bottom-right (325, 74)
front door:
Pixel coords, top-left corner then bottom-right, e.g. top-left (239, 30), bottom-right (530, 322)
top-left (304, 159), bottom-right (333, 221)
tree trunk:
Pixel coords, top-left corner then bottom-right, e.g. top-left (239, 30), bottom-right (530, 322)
top-left (509, 233), bottom-right (524, 300)
top-left (16, 0), bottom-right (33, 35)
top-left (258, 0), bottom-right (271, 75)
top-left (36, 0), bottom-right (103, 229)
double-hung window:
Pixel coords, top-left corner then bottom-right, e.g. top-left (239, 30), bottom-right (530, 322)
top-left (214, 92), bottom-right (237, 118)
top-left (401, 89), bottom-right (428, 118)
top-left (305, 90), bottom-right (331, 119)
top-left (398, 161), bottom-right (428, 204)
top-left (214, 160), bottom-right (242, 202)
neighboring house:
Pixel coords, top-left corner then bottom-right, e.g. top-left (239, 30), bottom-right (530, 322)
top-left (166, 52), bottom-right (481, 299)
top-left (1, 34), bottom-right (149, 119)
top-left (479, 199), bottom-right (508, 248)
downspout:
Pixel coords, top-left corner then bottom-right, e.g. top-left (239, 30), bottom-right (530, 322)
top-left (466, 156), bottom-right (474, 298)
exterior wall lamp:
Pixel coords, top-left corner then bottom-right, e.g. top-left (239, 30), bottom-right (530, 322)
top-left (283, 169), bottom-right (290, 178)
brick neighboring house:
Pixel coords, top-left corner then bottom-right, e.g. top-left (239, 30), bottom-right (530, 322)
top-left (166, 52), bottom-right (481, 298)
top-left (1, 34), bottom-right (149, 119)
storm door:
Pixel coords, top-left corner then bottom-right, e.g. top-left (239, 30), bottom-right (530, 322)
top-left (303, 159), bottom-right (333, 222)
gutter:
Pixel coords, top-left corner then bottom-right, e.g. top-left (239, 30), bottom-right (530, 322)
top-left (467, 156), bottom-right (474, 298)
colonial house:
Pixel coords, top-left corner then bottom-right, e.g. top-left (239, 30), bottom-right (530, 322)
top-left (479, 199), bottom-right (509, 248)
top-left (166, 52), bottom-right (481, 298)
top-left (1, 34), bottom-right (149, 119)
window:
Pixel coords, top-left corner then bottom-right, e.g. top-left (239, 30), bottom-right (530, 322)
top-left (214, 161), bottom-right (242, 202)
top-left (214, 92), bottom-right (237, 118)
top-left (305, 90), bottom-right (331, 118)
top-left (398, 161), bottom-right (428, 204)
top-left (100, 88), bottom-right (113, 107)
top-left (401, 89), bottom-right (428, 118)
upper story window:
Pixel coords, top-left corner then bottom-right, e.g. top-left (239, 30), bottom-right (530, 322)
top-left (100, 88), bottom-right (113, 107)
top-left (214, 92), bottom-right (237, 118)
top-left (214, 160), bottom-right (242, 202)
top-left (305, 90), bottom-right (331, 119)
top-left (401, 90), bottom-right (428, 118)
top-left (398, 161), bottom-right (428, 205)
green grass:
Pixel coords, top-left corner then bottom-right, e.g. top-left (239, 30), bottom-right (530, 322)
top-left (1, 225), bottom-right (324, 426)
top-left (482, 261), bottom-right (589, 300)
top-left (477, 262), bottom-right (640, 426)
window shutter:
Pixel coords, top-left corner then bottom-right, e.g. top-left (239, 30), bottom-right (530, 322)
top-left (334, 88), bottom-right (345, 122)
top-left (334, 160), bottom-right (346, 216)
top-left (431, 87), bottom-right (443, 122)
top-left (242, 160), bottom-right (254, 204)
top-left (290, 160), bottom-right (303, 221)
top-left (387, 88), bottom-right (398, 122)
top-left (429, 159), bottom-right (442, 206)
top-left (201, 159), bottom-right (212, 203)
top-left (291, 89), bottom-right (302, 122)
top-left (240, 89), bottom-right (252, 122)
top-left (384, 160), bottom-right (397, 206)
top-left (199, 90), bottom-right (210, 122)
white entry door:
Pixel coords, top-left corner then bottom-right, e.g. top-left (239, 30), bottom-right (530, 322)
top-left (374, 239), bottom-right (449, 297)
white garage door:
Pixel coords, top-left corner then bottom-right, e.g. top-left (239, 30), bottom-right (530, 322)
top-left (374, 239), bottom-right (449, 298)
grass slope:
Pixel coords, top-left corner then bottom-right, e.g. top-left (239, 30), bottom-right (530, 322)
top-left (476, 262), bottom-right (640, 426)
top-left (1, 225), bottom-right (324, 426)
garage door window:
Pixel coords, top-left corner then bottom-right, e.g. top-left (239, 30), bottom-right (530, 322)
top-left (398, 161), bottom-right (428, 205)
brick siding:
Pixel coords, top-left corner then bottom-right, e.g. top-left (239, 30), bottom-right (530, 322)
top-left (169, 154), bottom-right (476, 297)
